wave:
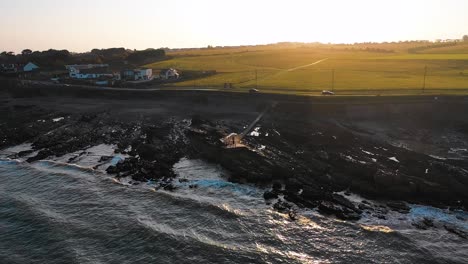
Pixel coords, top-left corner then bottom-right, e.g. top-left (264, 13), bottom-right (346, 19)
top-left (31, 160), bottom-right (96, 173)
top-left (0, 158), bottom-right (22, 165)
top-left (409, 206), bottom-right (468, 230)
top-left (151, 188), bottom-right (249, 219)
top-left (179, 179), bottom-right (261, 197)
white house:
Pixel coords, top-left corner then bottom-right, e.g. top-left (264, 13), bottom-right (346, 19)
top-left (0, 64), bottom-right (20, 73)
top-left (160, 68), bottom-right (179, 80)
top-left (122, 68), bottom-right (153, 81)
top-left (134, 68), bottom-right (153, 81)
top-left (76, 67), bottom-right (114, 79)
top-left (65, 64), bottom-right (109, 79)
top-left (23, 62), bottom-right (39, 72)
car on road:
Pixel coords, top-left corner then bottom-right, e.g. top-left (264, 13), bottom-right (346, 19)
top-left (249, 88), bottom-right (259, 94)
top-left (322, 90), bottom-right (335, 95)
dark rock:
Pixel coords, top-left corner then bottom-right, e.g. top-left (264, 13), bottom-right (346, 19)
top-left (79, 114), bottom-right (97, 122)
top-left (332, 193), bottom-right (360, 213)
top-left (359, 203), bottom-right (372, 211)
top-left (99, 155), bottom-right (113, 162)
top-left (190, 115), bottom-right (205, 127)
top-left (106, 165), bottom-right (119, 174)
top-left (17, 149), bottom-right (34, 157)
top-left (316, 150), bottom-right (329, 161)
top-left (301, 185), bottom-right (329, 201)
top-left (273, 200), bottom-right (292, 213)
top-left (375, 206), bottom-right (389, 215)
top-left (318, 201), bottom-right (361, 221)
top-left (272, 181), bottom-right (282, 191)
top-left (338, 211), bottom-right (361, 221)
top-left (288, 210), bottom-right (298, 221)
top-left (422, 217), bottom-right (434, 227)
top-left (27, 149), bottom-right (54, 162)
top-left (412, 218), bottom-right (434, 230)
top-left (163, 183), bottom-right (177, 191)
top-left (387, 201), bottom-right (410, 214)
top-left (263, 190), bottom-right (279, 200)
top-left (285, 178), bottom-right (302, 192)
top-left (137, 144), bottom-right (159, 161)
top-left (444, 224), bottom-right (468, 239)
top-left (376, 214), bottom-right (387, 220)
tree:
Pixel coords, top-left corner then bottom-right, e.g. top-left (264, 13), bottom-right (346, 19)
top-left (127, 48), bottom-right (166, 64)
top-left (463, 35), bottom-right (468, 42)
top-left (21, 49), bottom-right (32, 56)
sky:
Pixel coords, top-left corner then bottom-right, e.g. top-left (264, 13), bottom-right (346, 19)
top-left (1, 0), bottom-right (467, 53)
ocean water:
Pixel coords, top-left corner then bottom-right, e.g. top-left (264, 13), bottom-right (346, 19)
top-left (0, 157), bottom-right (467, 264)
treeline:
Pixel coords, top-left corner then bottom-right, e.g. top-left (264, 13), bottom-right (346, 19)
top-left (408, 42), bottom-right (459, 54)
top-left (343, 47), bottom-right (395, 53)
top-left (0, 48), bottom-right (167, 70)
top-left (0, 49), bottom-right (71, 69)
top-left (90, 48), bottom-right (166, 65)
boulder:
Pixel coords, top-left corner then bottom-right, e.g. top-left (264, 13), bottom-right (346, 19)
top-left (318, 201), bottom-right (361, 221)
top-left (412, 217), bottom-right (434, 230)
top-left (272, 181), bottom-right (282, 191)
top-left (273, 200), bottom-right (292, 213)
top-left (263, 190), bottom-right (279, 200)
top-left (387, 201), bottom-right (410, 214)
top-left (332, 193), bottom-right (360, 213)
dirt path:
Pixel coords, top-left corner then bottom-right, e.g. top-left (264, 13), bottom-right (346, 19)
top-left (287, 58), bottom-right (329, 72)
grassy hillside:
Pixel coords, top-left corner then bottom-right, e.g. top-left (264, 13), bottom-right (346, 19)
top-left (146, 43), bottom-right (468, 94)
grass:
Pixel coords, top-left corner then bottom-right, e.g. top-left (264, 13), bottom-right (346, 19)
top-left (145, 42), bottom-right (468, 95)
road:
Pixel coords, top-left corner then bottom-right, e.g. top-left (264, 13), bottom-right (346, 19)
top-left (16, 79), bottom-right (468, 100)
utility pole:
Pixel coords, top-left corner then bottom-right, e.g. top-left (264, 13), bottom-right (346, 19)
top-left (331, 69), bottom-right (335, 92)
top-left (422, 65), bottom-right (427, 93)
top-left (255, 69), bottom-right (258, 89)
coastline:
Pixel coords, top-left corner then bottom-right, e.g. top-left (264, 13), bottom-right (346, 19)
top-left (1, 82), bottom-right (468, 238)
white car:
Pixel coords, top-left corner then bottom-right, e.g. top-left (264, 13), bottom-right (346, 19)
top-left (322, 90), bottom-right (335, 95)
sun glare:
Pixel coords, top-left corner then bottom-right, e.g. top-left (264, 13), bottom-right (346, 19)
top-left (182, 0), bottom-right (442, 46)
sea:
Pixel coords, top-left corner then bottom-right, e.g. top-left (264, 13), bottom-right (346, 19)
top-left (0, 144), bottom-right (467, 264)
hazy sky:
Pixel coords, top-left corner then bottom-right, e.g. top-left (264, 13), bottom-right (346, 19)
top-left (1, 0), bottom-right (467, 53)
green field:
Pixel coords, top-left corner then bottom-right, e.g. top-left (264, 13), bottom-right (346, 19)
top-left (145, 42), bottom-right (468, 94)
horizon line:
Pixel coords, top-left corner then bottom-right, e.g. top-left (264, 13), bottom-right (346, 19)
top-left (2, 38), bottom-right (467, 54)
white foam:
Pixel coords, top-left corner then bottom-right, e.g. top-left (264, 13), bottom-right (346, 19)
top-left (429, 155), bottom-right (447, 160)
top-left (362, 150), bottom-right (375, 156)
top-left (0, 143), bottom-right (33, 159)
top-left (449, 148), bottom-right (467, 153)
top-left (249, 127), bottom-right (261, 137)
top-left (53, 144), bottom-right (125, 170)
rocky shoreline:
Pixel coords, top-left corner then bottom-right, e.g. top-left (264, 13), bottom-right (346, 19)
top-left (1, 89), bottom-right (467, 238)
